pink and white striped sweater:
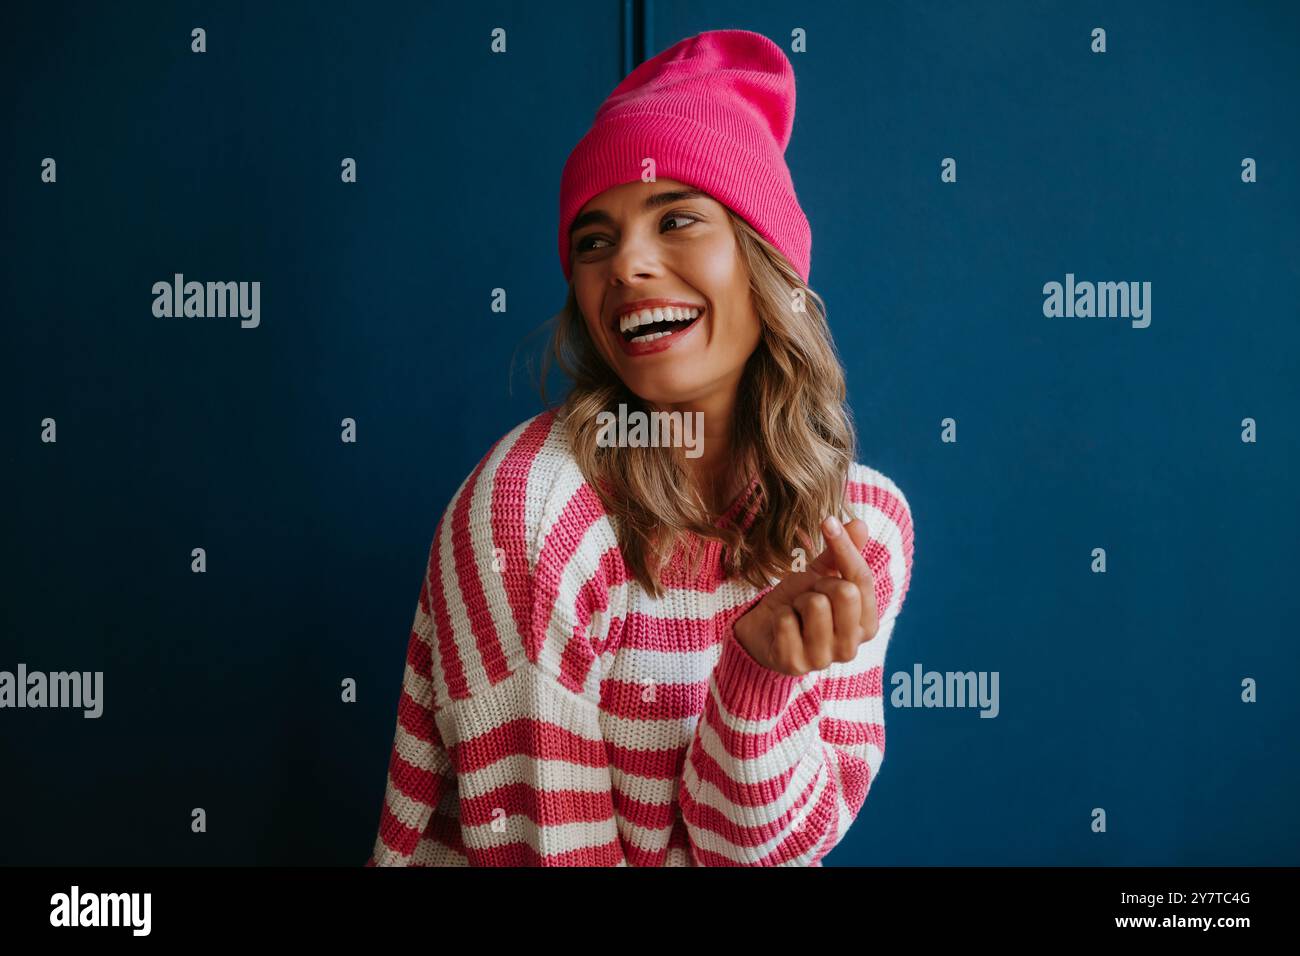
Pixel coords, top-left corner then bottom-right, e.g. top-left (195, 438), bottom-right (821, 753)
top-left (365, 408), bottom-right (914, 866)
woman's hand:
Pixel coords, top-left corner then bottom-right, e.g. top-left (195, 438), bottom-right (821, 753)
top-left (733, 516), bottom-right (879, 676)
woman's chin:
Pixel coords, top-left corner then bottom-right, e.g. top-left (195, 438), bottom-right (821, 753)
top-left (621, 373), bottom-right (704, 405)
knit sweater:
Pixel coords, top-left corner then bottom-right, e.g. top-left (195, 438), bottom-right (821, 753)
top-left (365, 408), bottom-right (914, 866)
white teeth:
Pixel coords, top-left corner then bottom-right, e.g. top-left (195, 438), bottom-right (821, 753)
top-left (628, 330), bottom-right (671, 343)
top-left (618, 306), bottom-right (701, 334)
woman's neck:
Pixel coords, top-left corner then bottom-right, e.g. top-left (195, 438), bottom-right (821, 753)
top-left (652, 387), bottom-right (743, 516)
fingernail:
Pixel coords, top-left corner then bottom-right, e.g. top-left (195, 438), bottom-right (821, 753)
top-left (822, 515), bottom-right (843, 538)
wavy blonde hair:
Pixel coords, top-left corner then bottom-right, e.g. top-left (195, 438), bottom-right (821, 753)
top-left (535, 207), bottom-right (857, 598)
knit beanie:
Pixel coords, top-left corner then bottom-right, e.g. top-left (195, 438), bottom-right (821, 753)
top-left (558, 29), bottom-right (812, 284)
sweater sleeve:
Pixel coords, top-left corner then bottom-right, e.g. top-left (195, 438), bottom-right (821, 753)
top-left (365, 526), bottom-right (464, 865)
top-left (366, 417), bottom-right (630, 866)
top-left (678, 467), bottom-right (915, 866)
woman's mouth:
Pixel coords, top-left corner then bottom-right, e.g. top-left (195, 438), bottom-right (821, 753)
top-left (615, 306), bottom-right (704, 357)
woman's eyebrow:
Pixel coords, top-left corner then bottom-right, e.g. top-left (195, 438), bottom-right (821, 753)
top-left (569, 189), bottom-right (707, 237)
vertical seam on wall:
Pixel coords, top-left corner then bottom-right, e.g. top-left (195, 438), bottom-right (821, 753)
top-left (642, 0), bottom-right (653, 65)
top-left (623, 0), bottom-right (650, 74)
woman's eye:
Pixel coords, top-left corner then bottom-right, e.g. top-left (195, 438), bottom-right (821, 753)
top-left (576, 214), bottom-right (697, 253)
top-left (662, 213), bottom-right (697, 232)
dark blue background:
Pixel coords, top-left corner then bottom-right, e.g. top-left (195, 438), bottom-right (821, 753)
top-left (3, 0), bottom-right (1297, 865)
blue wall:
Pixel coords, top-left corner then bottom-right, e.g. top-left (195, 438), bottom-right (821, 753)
top-left (3, 0), bottom-right (1297, 865)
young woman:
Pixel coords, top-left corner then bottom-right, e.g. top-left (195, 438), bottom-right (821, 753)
top-left (366, 29), bottom-right (914, 867)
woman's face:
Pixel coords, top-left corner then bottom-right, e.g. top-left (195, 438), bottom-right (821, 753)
top-left (568, 179), bottom-right (762, 407)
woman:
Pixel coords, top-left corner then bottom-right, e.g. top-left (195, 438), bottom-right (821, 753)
top-left (366, 28), bottom-right (914, 867)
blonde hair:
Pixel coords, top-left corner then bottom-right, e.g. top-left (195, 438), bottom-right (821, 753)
top-left (535, 207), bottom-right (857, 598)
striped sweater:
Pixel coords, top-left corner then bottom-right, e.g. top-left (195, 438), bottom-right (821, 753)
top-left (365, 408), bottom-right (914, 866)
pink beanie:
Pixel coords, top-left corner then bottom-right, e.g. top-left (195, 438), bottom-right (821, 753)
top-left (558, 29), bottom-right (812, 284)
